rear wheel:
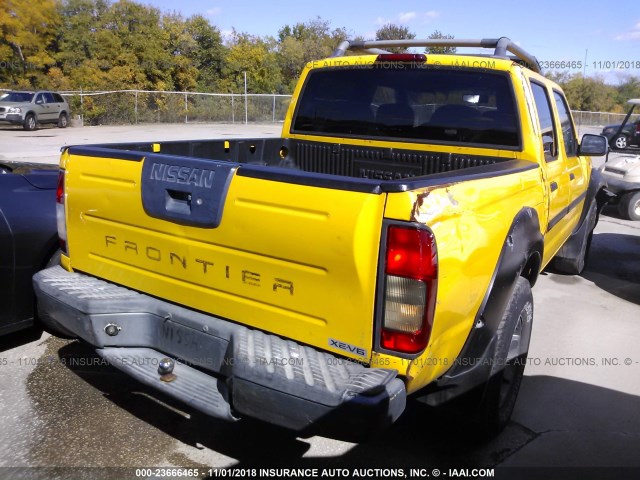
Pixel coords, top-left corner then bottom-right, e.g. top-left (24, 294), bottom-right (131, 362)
top-left (57, 112), bottom-right (68, 128)
top-left (461, 277), bottom-right (533, 438)
top-left (23, 113), bottom-right (37, 131)
top-left (618, 191), bottom-right (640, 221)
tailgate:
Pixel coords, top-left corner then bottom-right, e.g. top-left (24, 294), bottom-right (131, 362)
top-left (63, 149), bottom-right (386, 361)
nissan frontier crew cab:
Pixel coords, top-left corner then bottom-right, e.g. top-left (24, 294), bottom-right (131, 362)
top-left (34, 38), bottom-right (609, 439)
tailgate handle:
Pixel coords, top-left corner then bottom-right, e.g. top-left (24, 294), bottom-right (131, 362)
top-left (141, 155), bottom-right (238, 228)
top-left (166, 189), bottom-right (192, 215)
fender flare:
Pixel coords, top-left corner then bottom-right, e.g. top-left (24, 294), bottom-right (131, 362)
top-left (419, 207), bottom-right (543, 406)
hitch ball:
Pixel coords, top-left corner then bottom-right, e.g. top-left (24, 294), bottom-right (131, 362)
top-left (158, 357), bottom-right (175, 375)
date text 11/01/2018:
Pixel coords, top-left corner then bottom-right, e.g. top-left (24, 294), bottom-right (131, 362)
top-left (536, 60), bottom-right (640, 70)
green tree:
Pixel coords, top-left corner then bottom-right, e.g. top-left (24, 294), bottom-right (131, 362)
top-left (375, 24), bottom-right (415, 41)
top-left (374, 24), bottom-right (415, 53)
top-left (276, 17), bottom-right (347, 92)
top-left (0, 0), bottom-right (61, 87)
top-left (220, 31), bottom-right (282, 94)
top-left (425, 30), bottom-right (457, 54)
top-left (185, 14), bottom-right (225, 91)
top-left (162, 12), bottom-right (198, 91)
top-left (56, 0), bottom-right (108, 71)
top-left (615, 76), bottom-right (640, 109)
top-left (560, 74), bottom-right (617, 112)
top-left (101, 0), bottom-right (173, 90)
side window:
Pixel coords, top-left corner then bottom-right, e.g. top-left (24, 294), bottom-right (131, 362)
top-left (530, 81), bottom-right (557, 161)
top-left (35, 93), bottom-right (45, 104)
top-left (553, 91), bottom-right (577, 157)
top-left (53, 93), bottom-right (64, 103)
top-left (44, 92), bottom-right (55, 103)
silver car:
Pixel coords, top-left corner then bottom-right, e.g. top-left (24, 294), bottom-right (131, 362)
top-left (0, 90), bottom-right (71, 131)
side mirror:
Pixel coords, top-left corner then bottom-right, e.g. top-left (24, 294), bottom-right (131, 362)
top-left (35, 98), bottom-right (43, 105)
top-left (578, 134), bottom-right (608, 156)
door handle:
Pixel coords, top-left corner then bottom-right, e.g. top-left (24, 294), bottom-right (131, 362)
top-left (550, 181), bottom-right (558, 192)
top-left (569, 173), bottom-right (576, 181)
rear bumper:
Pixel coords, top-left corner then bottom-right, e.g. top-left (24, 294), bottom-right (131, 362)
top-left (33, 266), bottom-right (406, 438)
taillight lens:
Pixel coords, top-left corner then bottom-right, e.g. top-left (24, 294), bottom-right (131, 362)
top-left (56, 170), bottom-right (68, 254)
top-left (381, 225), bottom-right (437, 354)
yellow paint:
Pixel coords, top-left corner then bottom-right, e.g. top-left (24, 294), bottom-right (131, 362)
top-left (64, 153), bottom-right (385, 360)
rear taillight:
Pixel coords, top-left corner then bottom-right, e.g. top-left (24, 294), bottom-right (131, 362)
top-left (56, 170), bottom-right (67, 254)
top-left (380, 225), bottom-right (437, 354)
top-left (635, 123), bottom-right (640, 135)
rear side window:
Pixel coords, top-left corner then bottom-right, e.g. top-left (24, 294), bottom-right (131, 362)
top-left (530, 81), bottom-right (557, 161)
top-left (53, 93), bottom-right (65, 103)
top-left (292, 67), bottom-right (520, 148)
top-left (553, 91), bottom-right (577, 157)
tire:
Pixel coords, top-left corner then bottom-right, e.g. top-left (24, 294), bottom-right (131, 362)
top-left (613, 134), bottom-right (628, 150)
top-left (23, 113), bottom-right (37, 131)
top-left (57, 112), bottom-right (68, 128)
top-left (37, 250), bottom-right (77, 339)
top-left (466, 278), bottom-right (533, 438)
top-left (618, 191), bottom-right (640, 221)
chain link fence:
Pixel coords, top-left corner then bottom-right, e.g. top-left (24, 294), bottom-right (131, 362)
top-left (56, 90), bottom-right (292, 126)
top-left (3, 87), bottom-right (636, 128)
top-left (571, 110), bottom-right (639, 129)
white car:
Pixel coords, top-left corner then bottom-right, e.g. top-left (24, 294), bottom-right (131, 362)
top-left (601, 154), bottom-right (640, 220)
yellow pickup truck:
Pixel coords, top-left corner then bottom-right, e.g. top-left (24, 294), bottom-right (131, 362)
top-left (35, 38), bottom-right (610, 439)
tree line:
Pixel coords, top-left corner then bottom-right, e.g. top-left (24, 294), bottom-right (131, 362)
top-left (1, 0), bottom-right (638, 113)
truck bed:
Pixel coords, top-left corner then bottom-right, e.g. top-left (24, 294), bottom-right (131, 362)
top-left (69, 137), bottom-right (534, 192)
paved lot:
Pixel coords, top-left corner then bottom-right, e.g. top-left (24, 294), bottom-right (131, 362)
top-left (0, 124), bottom-right (639, 479)
top-left (0, 123), bottom-right (283, 164)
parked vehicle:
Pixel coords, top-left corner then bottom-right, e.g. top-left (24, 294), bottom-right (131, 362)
top-left (601, 154), bottom-right (640, 220)
top-left (1, 161), bottom-right (59, 336)
top-left (600, 99), bottom-right (640, 151)
top-left (34, 37), bottom-right (609, 439)
top-left (0, 90), bottom-right (71, 131)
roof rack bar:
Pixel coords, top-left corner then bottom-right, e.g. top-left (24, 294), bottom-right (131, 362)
top-left (331, 37), bottom-right (541, 73)
top-left (360, 48), bottom-right (391, 55)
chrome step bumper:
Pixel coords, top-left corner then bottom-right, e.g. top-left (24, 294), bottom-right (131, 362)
top-left (34, 266), bottom-right (406, 438)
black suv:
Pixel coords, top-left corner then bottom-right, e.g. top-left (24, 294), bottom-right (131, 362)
top-left (601, 99), bottom-right (640, 150)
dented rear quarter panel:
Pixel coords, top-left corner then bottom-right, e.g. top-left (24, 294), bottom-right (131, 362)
top-left (380, 167), bottom-right (544, 393)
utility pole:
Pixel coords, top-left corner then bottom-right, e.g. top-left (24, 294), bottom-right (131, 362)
top-left (244, 71), bottom-right (248, 125)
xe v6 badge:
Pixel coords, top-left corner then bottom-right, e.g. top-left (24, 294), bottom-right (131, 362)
top-left (329, 338), bottom-right (367, 357)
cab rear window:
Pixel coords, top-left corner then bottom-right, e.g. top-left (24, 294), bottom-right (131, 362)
top-left (292, 67), bottom-right (520, 148)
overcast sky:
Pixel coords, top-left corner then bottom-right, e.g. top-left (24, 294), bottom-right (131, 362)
top-left (141, 0), bottom-right (640, 83)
